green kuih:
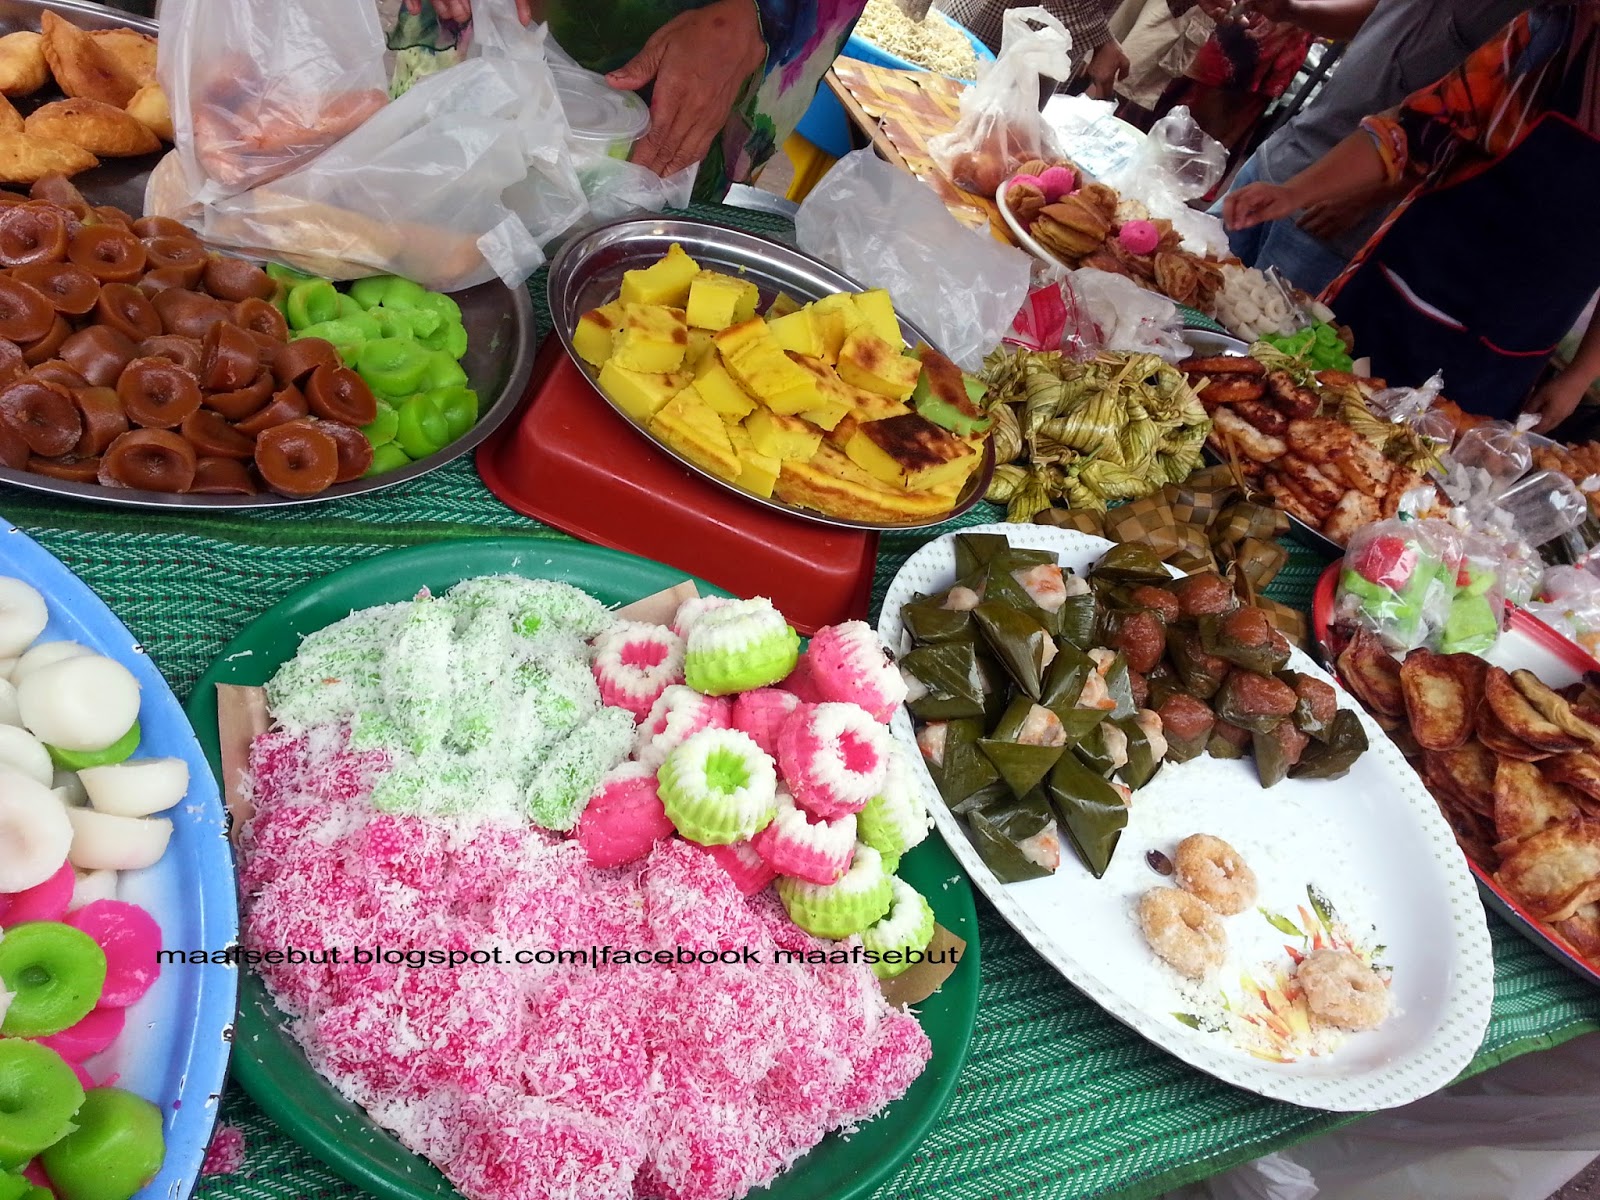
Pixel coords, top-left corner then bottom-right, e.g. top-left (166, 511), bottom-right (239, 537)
top-left (0, 921), bottom-right (108, 1037)
top-left (421, 348), bottom-right (470, 391)
top-left (978, 695), bottom-right (1066, 798)
top-left (1044, 751), bottom-right (1127, 878)
top-left (972, 600), bottom-right (1052, 701)
top-left (902, 641), bottom-right (988, 722)
top-left (964, 788), bottom-right (1058, 883)
top-left (0, 1039), bottom-right (85, 1169)
top-left (357, 338), bottom-right (433, 397)
top-left (1114, 715), bottom-right (1160, 790)
top-left (348, 275), bottom-right (399, 309)
top-left (366, 443), bottom-right (411, 476)
top-left (367, 307), bottom-right (416, 340)
top-left (429, 386), bottom-right (478, 440)
top-left (48, 719), bottom-right (139, 770)
top-left (1290, 711), bottom-right (1369, 782)
top-left (39, 1087), bottom-right (165, 1200)
top-left (395, 393), bottom-right (449, 459)
top-left (285, 279), bottom-right (341, 329)
top-left (909, 344), bottom-right (991, 436)
top-left (929, 717), bottom-right (1000, 807)
top-left (361, 400), bottom-right (400, 447)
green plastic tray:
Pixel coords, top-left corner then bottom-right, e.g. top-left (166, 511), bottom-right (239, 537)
top-left (186, 537), bottom-right (981, 1200)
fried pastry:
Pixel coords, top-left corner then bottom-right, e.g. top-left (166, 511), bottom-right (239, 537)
top-left (0, 93), bottom-right (20, 136)
top-left (1007, 180), bottom-right (1046, 226)
top-left (0, 132), bottom-right (97, 183)
top-left (0, 31), bottom-right (48, 97)
top-left (86, 28), bottom-right (157, 89)
top-left (1153, 251), bottom-right (1199, 306)
top-left (124, 83), bottom-right (172, 143)
top-left (40, 12), bottom-right (138, 107)
top-left (25, 98), bottom-right (159, 157)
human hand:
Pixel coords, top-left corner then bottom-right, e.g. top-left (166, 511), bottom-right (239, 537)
top-left (1524, 370), bottom-right (1592, 434)
top-left (1295, 194), bottom-right (1372, 240)
top-left (404, 0), bottom-right (533, 26)
top-left (1223, 181), bottom-right (1300, 229)
top-left (1085, 39), bottom-right (1130, 100)
top-left (606, 0), bottom-right (766, 177)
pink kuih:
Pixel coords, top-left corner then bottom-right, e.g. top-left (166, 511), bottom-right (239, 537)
top-left (0, 859), bottom-right (74, 926)
top-left (776, 703), bottom-right (890, 821)
top-left (66, 899), bottom-right (162, 1009)
top-left (751, 791), bottom-right (855, 885)
top-left (798, 621), bottom-right (906, 722)
top-left (40, 1005), bottom-right (126, 1062)
top-left (634, 685), bottom-right (732, 772)
top-left (672, 595), bottom-right (734, 640)
top-left (702, 841), bottom-right (776, 896)
top-left (577, 763), bottom-right (676, 868)
top-left (730, 688), bottom-right (800, 760)
top-left (592, 621), bottom-right (686, 721)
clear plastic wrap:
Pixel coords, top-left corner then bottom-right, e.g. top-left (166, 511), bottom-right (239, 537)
top-left (1445, 420), bottom-right (1533, 494)
top-left (1369, 371), bottom-right (1446, 424)
top-left (1526, 566), bottom-right (1600, 659)
top-left (1334, 518), bottom-right (1469, 652)
top-left (1106, 106), bottom-right (1229, 257)
top-left (794, 148), bottom-right (1033, 371)
top-left (149, 1), bottom-right (591, 292)
top-left (1494, 469), bottom-right (1591, 548)
top-left (1067, 267), bottom-right (1188, 360)
top-left (927, 7), bottom-right (1074, 196)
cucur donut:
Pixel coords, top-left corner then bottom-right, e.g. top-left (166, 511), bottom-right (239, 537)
top-left (116, 357), bottom-right (201, 428)
top-left (94, 282), bottom-right (160, 341)
top-left (253, 419), bottom-right (338, 498)
top-left (12, 262), bottom-right (100, 316)
top-left (67, 224), bottom-right (145, 283)
top-left (304, 363), bottom-right (377, 426)
top-left (0, 377), bottom-right (80, 455)
top-left (0, 202), bottom-right (66, 266)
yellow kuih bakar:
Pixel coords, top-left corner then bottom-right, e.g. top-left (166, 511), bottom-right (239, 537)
top-left (575, 243), bottom-right (992, 522)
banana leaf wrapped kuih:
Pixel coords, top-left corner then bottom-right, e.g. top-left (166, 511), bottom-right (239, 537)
top-left (954, 531), bottom-right (1011, 579)
top-left (1207, 719), bottom-right (1251, 760)
top-left (920, 716), bottom-right (1001, 807)
top-left (902, 641), bottom-right (989, 721)
top-left (984, 560), bottom-right (1065, 636)
top-left (1144, 661), bottom-right (1184, 713)
top-left (951, 778), bottom-right (1011, 817)
top-left (1278, 669), bottom-right (1340, 742)
top-left (973, 600), bottom-right (1054, 700)
top-left (1167, 627), bottom-right (1230, 699)
top-left (1198, 607), bottom-right (1292, 675)
top-left (1252, 720), bottom-right (1310, 788)
top-left (965, 788), bottom-right (1062, 882)
top-left (1045, 751), bottom-right (1128, 878)
top-left (1040, 641), bottom-right (1113, 743)
top-left (1154, 692), bottom-right (1214, 763)
top-left (1074, 719), bottom-right (1127, 776)
top-left (980, 694), bottom-right (1068, 797)
top-left (1089, 542), bottom-right (1172, 587)
top-left (1058, 588), bottom-right (1099, 651)
top-left (1214, 670), bottom-right (1299, 735)
top-left (1115, 713), bottom-right (1163, 789)
top-left (1098, 650), bottom-right (1138, 719)
top-left (902, 587), bottom-right (981, 644)
top-left (1290, 710), bottom-right (1369, 781)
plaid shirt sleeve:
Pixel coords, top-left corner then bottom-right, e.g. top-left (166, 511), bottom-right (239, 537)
top-left (941, 0), bottom-right (1114, 59)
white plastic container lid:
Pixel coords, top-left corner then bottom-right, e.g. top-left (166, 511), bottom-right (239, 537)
top-left (552, 62), bottom-right (650, 156)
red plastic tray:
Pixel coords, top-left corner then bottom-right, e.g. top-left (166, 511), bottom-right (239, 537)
top-left (477, 336), bottom-right (877, 634)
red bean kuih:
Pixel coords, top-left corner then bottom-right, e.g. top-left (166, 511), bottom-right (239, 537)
top-left (28, 454), bottom-right (98, 483)
top-left (233, 297), bottom-right (287, 343)
top-left (99, 428), bottom-right (196, 492)
top-left (0, 339), bottom-right (24, 389)
top-left (141, 236), bottom-right (207, 287)
top-left (131, 215), bottom-right (190, 240)
top-left (255, 419), bottom-right (338, 497)
top-left (29, 360), bottom-right (86, 390)
top-left (153, 289), bottom-right (230, 339)
top-left (30, 173), bottom-right (89, 220)
top-left (271, 337), bottom-right (339, 386)
top-left (117, 357), bottom-right (202, 429)
top-left (0, 419), bottom-right (25, 469)
top-left (0, 377), bottom-right (81, 456)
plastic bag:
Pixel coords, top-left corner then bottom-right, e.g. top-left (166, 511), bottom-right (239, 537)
top-left (794, 149), bottom-right (1032, 371)
top-left (928, 7), bottom-right (1073, 196)
top-left (1106, 106), bottom-right (1228, 256)
top-left (156, 0), bottom-right (391, 202)
top-left (1527, 566), bottom-right (1600, 659)
top-left (1370, 371), bottom-right (1446, 424)
top-left (1068, 267), bottom-right (1187, 360)
top-left (150, 0), bottom-right (589, 292)
top-left (1494, 469), bottom-right (1590, 548)
top-left (1334, 518), bottom-right (1466, 652)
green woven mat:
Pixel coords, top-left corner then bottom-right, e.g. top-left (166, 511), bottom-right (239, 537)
top-left (5, 200), bottom-right (1598, 1200)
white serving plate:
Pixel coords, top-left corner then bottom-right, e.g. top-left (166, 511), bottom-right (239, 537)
top-left (879, 523), bottom-right (1495, 1111)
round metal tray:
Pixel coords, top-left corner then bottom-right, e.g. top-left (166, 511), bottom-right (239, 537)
top-left (0, 0), bottom-right (536, 510)
top-left (546, 215), bottom-right (995, 532)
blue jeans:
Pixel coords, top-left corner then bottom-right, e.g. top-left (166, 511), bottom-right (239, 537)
top-left (1210, 155), bottom-right (1352, 297)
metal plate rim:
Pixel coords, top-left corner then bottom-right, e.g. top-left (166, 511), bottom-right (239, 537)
top-left (546, 214), bottom-right (996, 533)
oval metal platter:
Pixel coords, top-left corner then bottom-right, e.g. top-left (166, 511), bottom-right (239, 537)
top-left (546, 214), bottom-right (996, 532)
top-left (0, 0), bottom-right (536, 511)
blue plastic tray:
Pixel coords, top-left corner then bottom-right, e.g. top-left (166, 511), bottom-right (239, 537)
top-left (0, 517), bottom-right (237, 1200)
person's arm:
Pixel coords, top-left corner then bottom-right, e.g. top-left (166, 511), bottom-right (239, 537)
top-left (1525, 301), bottom-right (1600, 434)
top-left (1058, 0), bottom-right (1129, 98)
top-left (1244, 0), bottom-right (1374, 41)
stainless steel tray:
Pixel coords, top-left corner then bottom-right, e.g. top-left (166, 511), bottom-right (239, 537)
top-left (0, 0), bottom-right (535, 510)
top-left (547, 215), bottom-right (995, 532)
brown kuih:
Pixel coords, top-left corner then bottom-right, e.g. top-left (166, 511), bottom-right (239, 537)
top-left (98, 427), bottom-right (196, 491)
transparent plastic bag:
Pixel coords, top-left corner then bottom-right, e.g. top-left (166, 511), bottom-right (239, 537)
top-left (1334, 518), bottom-right (1465, 652)
top-left (149, 0), bottom-right (589, 292)
top-left (1444, 529), bottom-right (1507, 656)
top-left (1068, 267), bottom-right (1187, 360)
top-left (1369, 371), bottom-right (1446, 424)
top-left (156, 0), bottom-right (391, 202)
top-left (927, 7), bottom-right (1073, 196)
top-left (794, 148), bottom-right (1033, 371)
top-left (1106, 106), bottom-right (1228, 255)
top-left (1494, 469), bottom-right (1590, 548)
top-left (1527, 566), bottom-right (1600, 660)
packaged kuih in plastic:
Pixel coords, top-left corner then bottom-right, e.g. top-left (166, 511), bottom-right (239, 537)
top-left (1335, 518), bottom-right (1505, 654)
top-left (1524, 565), bottom-right (1600, 660)
top-left (927, 7), bottom-right (1074, 197)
